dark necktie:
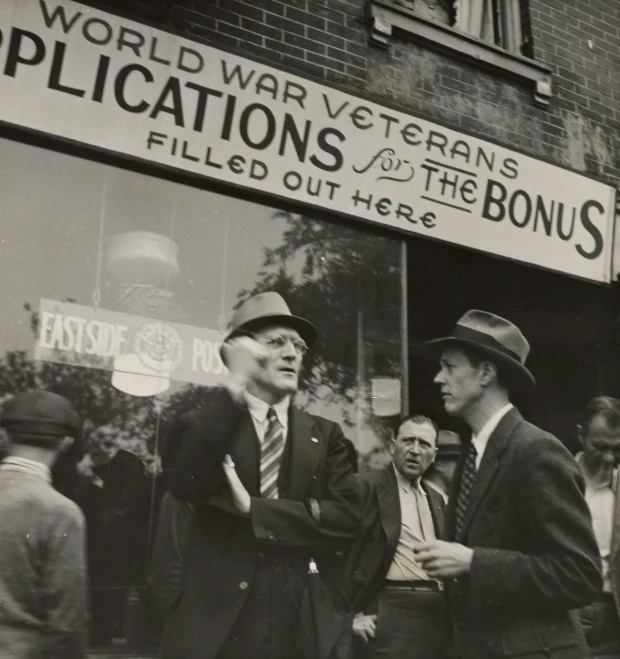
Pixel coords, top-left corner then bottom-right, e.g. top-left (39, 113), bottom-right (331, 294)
top-left (455, 442), bottom-right (478, 540)
top-left (260, 407), bottom-right (284, 499)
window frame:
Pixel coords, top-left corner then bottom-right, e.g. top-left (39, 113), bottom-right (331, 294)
top-left (0, 125), bottom-right (410, 657)
top-left (367, 0), bottom-right (552, 107)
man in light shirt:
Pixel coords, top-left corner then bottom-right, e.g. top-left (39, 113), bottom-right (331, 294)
top-left (576, 396), bottom-right (620, 659)
top-left (344, 414), bottom-right (450, 659)
top-left (415, 310), bottom-right (601, 659)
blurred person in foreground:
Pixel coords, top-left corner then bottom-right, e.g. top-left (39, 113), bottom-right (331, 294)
top-left (415, 310), bottom-right (602, 659)
top-left (576, 396), bottom-right (620, 659)
top-left (0, 390), bottom-right (87, 659)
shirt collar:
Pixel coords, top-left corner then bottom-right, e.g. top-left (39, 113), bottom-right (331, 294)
top-left (0, 456), bottom-right (52, 483)
top-left (472, 402), bottom-right (513, 458)
top-left (393, 464), bottom-right (426, 496)
top-left (244, 391), bottom-right (290, 426)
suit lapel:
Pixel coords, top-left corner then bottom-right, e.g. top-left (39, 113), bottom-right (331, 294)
top-left (459, 408), bottom-right (521, 540)
top-left (379, 467), bottom-right (402, 571)
top-left (287, 407), bottom-right (322, 500)
top-left (228, 410), bottom-right (260, 497)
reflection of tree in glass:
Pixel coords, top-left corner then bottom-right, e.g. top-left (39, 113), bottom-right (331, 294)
top-left (239, 211), bottom-right (402, 430)
top-left (0, 305), bottom-right (216, 476)
top-left (0, 304), bottom-right (160, 472)
top-left (0, 346), bottom-right (159, 470)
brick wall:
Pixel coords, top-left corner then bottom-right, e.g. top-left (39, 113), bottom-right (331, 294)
top-left (363, 0), bottom-right (620, 182)
top-left (134, 0), bottom-right (618, 184)
top-left (169, 0), bottom-right (369, 87)
top-left (529, 0), bottom-right (620, 179)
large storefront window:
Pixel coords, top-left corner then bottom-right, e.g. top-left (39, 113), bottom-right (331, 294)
top-left (0, 137), bottom-right (405, 651)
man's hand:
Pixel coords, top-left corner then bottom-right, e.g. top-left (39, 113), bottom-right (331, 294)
top-left (207, 455), bottom-right (252, 516)
top-left (220, 336), bottom-right (269, 400)
top-left (352, 613), bottom-right (377, 643)
top-left (414, 540), bottom-right (473, 578)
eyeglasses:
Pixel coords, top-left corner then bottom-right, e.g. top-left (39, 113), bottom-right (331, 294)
top-left (262, 334), bottom-right (308, 356)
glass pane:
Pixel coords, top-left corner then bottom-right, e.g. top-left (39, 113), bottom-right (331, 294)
top-left (0, 137), bottom-right (404, 650)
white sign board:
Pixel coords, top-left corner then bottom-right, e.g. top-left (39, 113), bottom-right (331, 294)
top-left (0, 0), bottom-right (616, 282)
top-left (35, 298), bottom-right (228, 387)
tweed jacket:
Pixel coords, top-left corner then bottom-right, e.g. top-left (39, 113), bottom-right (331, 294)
top-left (344, 465), bottom-right (445, 613)
top-left (0, 468), bottom-right (87, 659)
top-left (161, 388), bottom-right (360, 659)
top-left (446, 408), bottom-right (602, 659)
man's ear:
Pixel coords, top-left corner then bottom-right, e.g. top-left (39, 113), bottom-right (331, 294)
top-left (390, 438), bottom-right (396, 455)
top-left (479, 361), bottom-right (498, 387)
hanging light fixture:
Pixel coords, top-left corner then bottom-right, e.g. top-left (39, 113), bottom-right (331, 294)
top-left (106, 231), bottom-right (181, 397)
top-left (111, 352), bottom-right (171, 398)
top-left (370, 376), bottom-right (402, 417)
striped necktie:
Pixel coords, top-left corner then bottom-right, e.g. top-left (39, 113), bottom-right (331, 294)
top-left (260, 407), bottom-right (285, 499)
top-left (454, 442), bottom-right (477, 540)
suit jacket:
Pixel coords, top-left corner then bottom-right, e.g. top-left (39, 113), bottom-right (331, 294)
top-left (0, 469), bottom-right (87, 659)
top-left (147, 492), bottom-right (194, 620)
top-left (446, 408), bottom-right (602, 659)
top-left (344, 465), bottom-right (445, 613)
top-left (161, 388), bottom-right (360, 659)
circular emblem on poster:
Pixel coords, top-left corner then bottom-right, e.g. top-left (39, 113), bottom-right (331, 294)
top-left (135, 322), bottom-right (183, 373)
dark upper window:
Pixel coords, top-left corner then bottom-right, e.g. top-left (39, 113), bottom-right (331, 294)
top-left (452, 0), bottom-right (529, 56)
top-left (369, 0), bottom-right (549, 105)
top-left (393, 0), bottom-right (528, 55)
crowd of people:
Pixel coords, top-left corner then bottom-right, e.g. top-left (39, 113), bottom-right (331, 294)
top-left (1, 291), bottom-right (619, 659)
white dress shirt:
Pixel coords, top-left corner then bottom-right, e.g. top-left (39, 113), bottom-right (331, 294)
top-left (472, 403), bottom-right (514, 469)
top-left (244, 392), bottom-right (290, 443)
top-left (576, 452), bottom-right (615, 592)
top-left (386, 466), bottom-right (436, 581)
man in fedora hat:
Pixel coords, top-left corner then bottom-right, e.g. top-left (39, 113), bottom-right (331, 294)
top-left (0, 390), bottom-right (87, 659)
top-left (161, 292), bottom-right (359, 659)
top-left (414, 310), bottom-right (602, 659)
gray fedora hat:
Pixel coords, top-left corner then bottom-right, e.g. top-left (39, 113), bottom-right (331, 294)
top-left (224, 292), bottom-right (317, 348)
top-left (427, 310), bottom-right (536, 396)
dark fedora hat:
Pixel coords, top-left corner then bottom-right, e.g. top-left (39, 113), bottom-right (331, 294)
top-left (427, 310), bottom-right (536, 396)
top-left (1, 390), bottom-right (82, 446)
top-left (436, 430), bottom-right (463, 458)
top-left (223, 292), bottom-right (317, 348)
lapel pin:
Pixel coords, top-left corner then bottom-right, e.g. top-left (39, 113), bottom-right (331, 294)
top-left (311, 437), bottom-right (319, 443)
